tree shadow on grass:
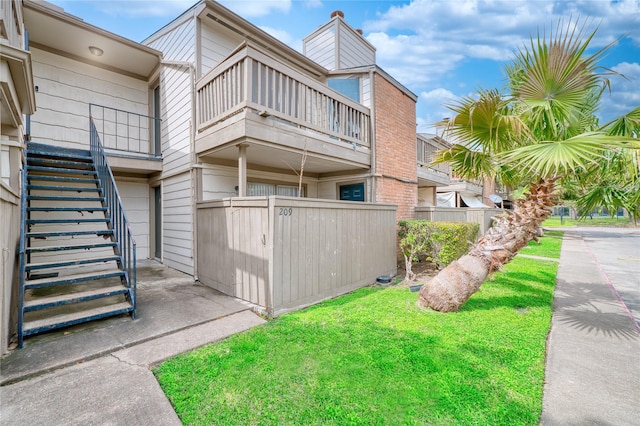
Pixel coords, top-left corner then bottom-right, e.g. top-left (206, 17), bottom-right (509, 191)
top-left (462, 270), bottom-right (556, 312)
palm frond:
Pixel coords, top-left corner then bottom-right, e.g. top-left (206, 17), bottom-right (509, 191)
top-left (602, 106), bottom-right (640, 137)
top-left (433, 144), bottom-right (494, 180)
top-left (506, 19), bottom-right (620, 141)
top-left (498, 132), bottom-right (633, 177)
top-left (443, 89), bottom-right (529, 154)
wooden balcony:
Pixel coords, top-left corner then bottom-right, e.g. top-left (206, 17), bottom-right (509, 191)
top-left (195, 43), bottom-right (371, 174)
top-left (441, 176), bottom-right (484, 195)
top-left (416, 134), bottom-right (450, 186)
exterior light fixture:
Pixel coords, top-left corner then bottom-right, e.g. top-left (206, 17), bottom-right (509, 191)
top-left (89, 46), bottom-right (104, 56)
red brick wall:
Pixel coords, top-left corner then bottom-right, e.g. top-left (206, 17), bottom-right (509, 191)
top-left (373, 73), bottom-right (417, 222)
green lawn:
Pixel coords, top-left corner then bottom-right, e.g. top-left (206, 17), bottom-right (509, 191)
top-left (519, 230), bottom-right (563, 259)
top-left (155, 235), bottom-right (562, 426)
top-left (543, 216), bottom-right (632, 228)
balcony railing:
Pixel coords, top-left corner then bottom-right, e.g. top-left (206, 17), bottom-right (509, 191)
top-left (450, 176), bottom-right (483, 187)
top-left (417, 135), bottom-right (450, 176)
top-left (196, 43), bottom-right (371, 148)
top-left (89, 103), bottom-right (161, 158)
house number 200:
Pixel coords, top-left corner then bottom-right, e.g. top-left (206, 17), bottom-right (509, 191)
top-left (279, 208), bottom-right (293, 216)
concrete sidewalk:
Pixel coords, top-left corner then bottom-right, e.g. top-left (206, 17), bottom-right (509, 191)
top-left (540, 227), bottom-right (640, 425)
top-left (0, 261), bottom-right (266, 425)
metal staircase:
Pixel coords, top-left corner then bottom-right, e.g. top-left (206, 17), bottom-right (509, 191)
top-left (17, 140), bottom-right (136, 347)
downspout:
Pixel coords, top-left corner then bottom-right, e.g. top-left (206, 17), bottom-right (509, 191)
top-left (161, 59), bottom-right (198, 281)
top-left (369, 68), bottom-right (377, 202)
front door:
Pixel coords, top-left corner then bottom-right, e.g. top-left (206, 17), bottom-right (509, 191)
top-left (339, 183), bottom-right (365, 202)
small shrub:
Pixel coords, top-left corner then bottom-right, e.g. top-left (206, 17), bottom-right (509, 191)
top-left (398, 220), bottom-right (479, 281)
top-left (397, 220), bottom-right (432, 282)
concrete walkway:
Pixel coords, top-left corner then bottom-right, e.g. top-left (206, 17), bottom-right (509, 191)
top-left (540, 227), bottom-right (640, 425)
top-left (0, 261), bottom-right (266, 425)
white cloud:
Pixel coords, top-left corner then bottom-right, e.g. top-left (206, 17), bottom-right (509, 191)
top-left (361, 0), bottom-right (640, 125)
top-left (93, 0), bottom-right (195, 18)
top-left (600, 62), bottom-right (640, 123)
top-left (417, 88), bottom-right (459, 133)
top-left (219, 0), bottom-right (291, 17)
top-left (304, 0), bottom-right (323, 9)
top-left (364, 2), bottom-right (640, 79)
top-left (258, 26), bottom-right (295, 47)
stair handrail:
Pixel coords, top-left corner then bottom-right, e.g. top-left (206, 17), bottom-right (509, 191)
top-left (17, 146), bottom-right (29, 347)
top-left (89, 115), bottom-right (137, 315)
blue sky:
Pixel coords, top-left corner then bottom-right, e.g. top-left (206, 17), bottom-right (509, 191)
top-left (49, 0), bottom-right (640, 133)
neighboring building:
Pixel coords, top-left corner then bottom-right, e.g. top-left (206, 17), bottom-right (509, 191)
top-left (416, 133), bottom-right (451, 207)
top-left (0, 0), bottom-right (453, 351)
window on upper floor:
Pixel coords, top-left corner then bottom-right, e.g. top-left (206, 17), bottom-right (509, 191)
top-left (328, 78), bottom-right (360, 103)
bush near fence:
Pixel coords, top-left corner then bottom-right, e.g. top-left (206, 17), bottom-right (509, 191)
top-left (398, 221), bottom-right (479, 273)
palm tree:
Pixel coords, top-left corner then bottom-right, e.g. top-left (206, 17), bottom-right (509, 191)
top-left (417, 20), bottom-right (639, 312)
top-left (571, 107), bottom-right (640, 222)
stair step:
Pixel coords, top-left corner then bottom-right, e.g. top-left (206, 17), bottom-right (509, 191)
top-left (23, 301), bottom-right (133, 336)
top-left (24, 285), bottom-right (129, 312)
top-left (27, 207), bottom-right (108, 213)
top-left (26, 256), bottom-right (121, 271)
top-left (27, 143), bottom-right (91, 159)
top-left (27, 218), bottom-right (110, 225)
top-left (25, 270), bottom-right (125, 289)
top-left (27, 158), bottom-right (94, 170)
top-left (27, 242), bottom-right (117, 253)
top-left (27, 195), bottom-right (105, 202)
top-left (27, 229), bottom-right (113, 239)
top-left (27, 175), bottom-right (99, 185)
top-left (27, 184), bottom-right (101, 192)
top-left (26, 165), bottom-right (97, 176)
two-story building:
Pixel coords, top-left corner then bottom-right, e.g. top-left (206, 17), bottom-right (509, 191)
top-left (1, 0), bottom-right (456, 352)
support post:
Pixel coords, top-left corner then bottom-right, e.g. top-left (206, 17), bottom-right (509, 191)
top-left (238, 143), bottom-right (248, 197)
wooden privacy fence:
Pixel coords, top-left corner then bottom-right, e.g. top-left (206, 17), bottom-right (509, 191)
top-left (197, 197), bottom-right (397, 316)
top-left (415, 207), bottom-right (504, 234)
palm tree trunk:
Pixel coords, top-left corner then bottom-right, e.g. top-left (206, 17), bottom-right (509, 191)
top-left (417, 178), bottom-right (558, 312)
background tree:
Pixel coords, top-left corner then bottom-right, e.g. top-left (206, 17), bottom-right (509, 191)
top-left (417, 20), bottom-right (639, 312)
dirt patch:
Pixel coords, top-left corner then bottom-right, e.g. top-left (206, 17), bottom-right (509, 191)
top-left (393, 261), bottom-right (439, 288)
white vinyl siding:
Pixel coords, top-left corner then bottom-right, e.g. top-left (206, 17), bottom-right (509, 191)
top-left (0, 145), bottom-right (10, 186)
top-left (148, 19), bottom-right (195, 175)
top-left (303, 20), bottom-right (375, 71)
top-left (29, 48), bottom-right (148, 150)
top-left (200, 20), bottom-right (243, 76)
top-left (147, 19), bottom-right (197, 274)
top-left (118, 180), bottom-right (150, 260)
top-left (303, 26), bottom-right (336, 70)
top-left (162, 173), bottom-right (194, 274)
top-left (201, 166), bottom-right (237, 200)
top-left (361, 74), bottom-right (371, 108)
top-left (337, 25), bottom-right (374, 68)
top-left (201, 165), bottom-right (319, 201)
top-left (148, 19), bottom-right (195, 62)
